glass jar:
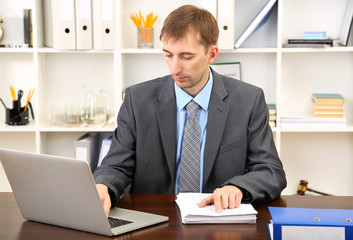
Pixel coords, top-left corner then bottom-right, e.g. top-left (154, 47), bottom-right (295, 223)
top-left (81, 87), bottom-right (109, 125)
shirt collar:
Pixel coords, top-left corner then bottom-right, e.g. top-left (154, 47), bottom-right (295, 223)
top-left (175, 68), bottom-right (213, 111)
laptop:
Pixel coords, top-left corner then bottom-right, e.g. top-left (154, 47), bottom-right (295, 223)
top-left (0, 148), bottom-right (168, 236)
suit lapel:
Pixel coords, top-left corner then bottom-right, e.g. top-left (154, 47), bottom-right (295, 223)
top-left (156, 76), bottom-right (177, 185)
top-left (203, 71), bottom-right (230, 187)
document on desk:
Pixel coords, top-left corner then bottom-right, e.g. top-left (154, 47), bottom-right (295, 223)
top-left (175, 193), bottom-right (258, 224)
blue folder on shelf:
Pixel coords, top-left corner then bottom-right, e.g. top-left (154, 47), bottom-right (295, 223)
top-left (97, 135), bottom-right (112, 167)
top-left (234, 0), bottom-right (277, 49)
top-left (268, 207), bottom-right (353, 240)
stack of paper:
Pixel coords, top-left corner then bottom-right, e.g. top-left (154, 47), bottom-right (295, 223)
top-left (281, 114), bottom-right (346, 128)
top-left (175, 193), bottom-right (258, 224)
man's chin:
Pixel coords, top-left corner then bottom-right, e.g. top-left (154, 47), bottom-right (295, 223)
top-left (174, 81), bottom-right (190, 89)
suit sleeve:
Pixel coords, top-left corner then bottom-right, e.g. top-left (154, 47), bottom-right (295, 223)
top-left (223, 89), bottom-right (286, 203)
top-left (93, 88), bottom-right (136, 207)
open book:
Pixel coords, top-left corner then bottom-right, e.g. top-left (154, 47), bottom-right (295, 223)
top-left (175, 193), bottom-right (258, 224)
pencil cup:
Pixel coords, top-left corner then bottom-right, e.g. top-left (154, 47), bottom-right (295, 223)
top-left (5, 107), bottom-right (29, 125)
top-left (138, 28), bottom-right (154, 48)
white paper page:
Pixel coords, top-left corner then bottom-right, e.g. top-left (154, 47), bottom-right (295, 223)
top-left (176, 193), bottom-right (258, 217)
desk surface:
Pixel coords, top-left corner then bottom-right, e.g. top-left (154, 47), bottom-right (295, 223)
top-left (1, 193), bottom-right (353, 240)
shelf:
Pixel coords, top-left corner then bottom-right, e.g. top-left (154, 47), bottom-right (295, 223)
top-left (121, 48), bottom-right (163, 54)
top-left (0, 122), bottom-right (36, 132)
top-left (36, 48), bottom-right (115, 54)
top-left (0, 48), bottom-right (34, 53)
top-left (281, 46), bottom-right (353, 53)
top-left (39, 126), bottom-right (115, 133)
top-left (232, 48), bottom-right (278, 53)
top-left (39, 118), bottom-right (116, 132)
top-left (279, 125), bottom-right (353, 133)
top-left (121, 47), bottom-right (281, 54)
top-left (3, 45), bottom-right (353, 54)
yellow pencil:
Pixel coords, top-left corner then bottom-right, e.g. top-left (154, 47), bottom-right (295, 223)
top-left (130, 11), bottom-right (158, 28)
top-left (10, 86), bottom-right (17, 101)
top-left (24, 88), bottom-right (35, 112)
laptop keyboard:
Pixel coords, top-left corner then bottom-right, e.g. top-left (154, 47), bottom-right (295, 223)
top-left (108, 217), bottom-right (134, 228)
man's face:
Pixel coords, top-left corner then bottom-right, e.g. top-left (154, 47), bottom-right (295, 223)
top-left (162, 31), bottom-right (218, 97)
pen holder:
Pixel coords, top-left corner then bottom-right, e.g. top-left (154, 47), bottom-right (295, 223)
top-left (5, 101), bottom-right (34, 125)
top-left (137, 28), bottom-right (154, 48)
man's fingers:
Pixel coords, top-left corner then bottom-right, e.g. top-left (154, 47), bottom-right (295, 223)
top-left (235, 190), bottom-right (242, 208)
top-left (213, 189), bottom-right (223, 213)
top-left (221, 192), bottom-right (229, 209)
top-left (96, 184), bottom-right (111, 217)
top-left (198, 186), bottom-right (244, 213)
top-left (199, 194), bottom-right (222, 213)
top-left (228, 190), bottom-right (236, 209)
top-left (198, 195), bottom-right (213, 208)
top-left (103, 198), bottom-right (111, 217)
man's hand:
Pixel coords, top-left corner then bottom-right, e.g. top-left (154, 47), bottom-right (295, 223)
top-left (198, 185), bottom-right (243, 213)
top-left (96, 184), bottom-right (111, 217)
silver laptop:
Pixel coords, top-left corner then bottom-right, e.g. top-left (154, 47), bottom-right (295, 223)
top-left (0, 148), bottom-right (168, 236)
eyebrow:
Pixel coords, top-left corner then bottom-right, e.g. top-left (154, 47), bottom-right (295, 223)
top-left (162, 49), bottom-right (195, 55)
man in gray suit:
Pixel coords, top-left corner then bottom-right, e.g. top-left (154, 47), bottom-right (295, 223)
top-left (94, 5), bottom-right (286, 216)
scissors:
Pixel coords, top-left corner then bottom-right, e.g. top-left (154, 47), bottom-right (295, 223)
top-left (17, 89), bottom-right (24, 102)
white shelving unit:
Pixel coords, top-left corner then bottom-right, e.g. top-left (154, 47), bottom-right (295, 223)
top-left (0, 0), bottom-right (352, 196)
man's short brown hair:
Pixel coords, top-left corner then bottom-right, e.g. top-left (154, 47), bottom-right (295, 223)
top-left (160, 5), bottom-right (219, 51)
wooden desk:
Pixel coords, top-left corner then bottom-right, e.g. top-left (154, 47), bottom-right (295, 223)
top-left (1, 193), bottom-right (353, 240)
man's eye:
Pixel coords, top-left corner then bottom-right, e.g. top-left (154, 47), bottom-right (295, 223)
top-left (164, 54), bottom-right (172, 58)
top-left (183, 55), bottom-right (192, 60)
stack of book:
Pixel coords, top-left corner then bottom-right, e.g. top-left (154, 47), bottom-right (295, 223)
top-left (303, 31), bottom-right (326, 38)
top-left (284, 31), bottom-right (334, 48)
top-left (267, 104), bottom-right (277, 127)
top-left (312, 93), bottom-right (344, 119)
top-left (284, 38), bottom-right (333, 48)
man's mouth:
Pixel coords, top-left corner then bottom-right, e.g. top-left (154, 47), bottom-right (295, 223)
top-left (174, 76), bottom-right (188, 82)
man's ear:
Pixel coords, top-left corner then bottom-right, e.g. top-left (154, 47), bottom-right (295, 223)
top-left (208, 45), bottom-right (219, 64)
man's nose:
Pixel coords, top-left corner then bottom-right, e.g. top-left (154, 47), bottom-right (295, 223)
top-left (171, 58), bottom-right (182, 75)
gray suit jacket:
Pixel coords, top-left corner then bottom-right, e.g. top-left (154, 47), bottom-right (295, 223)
top-left (93, 70), bottom-right (286, 206)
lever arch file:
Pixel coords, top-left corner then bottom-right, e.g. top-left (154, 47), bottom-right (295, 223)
top-left (92, 0), bottom-right (115, 50)
top-left (201, 0), bottom-right (217, 20)
top-left (268, 207), bottom-right (353, 240)
top-left (75, 0), bottom-right (93, 50)
top-left (217, 0), bottom-right (235, 50)
top-left (23, 9), bottom-right (33, 47)
top-left (44, 0), bottom-right (76, 50)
